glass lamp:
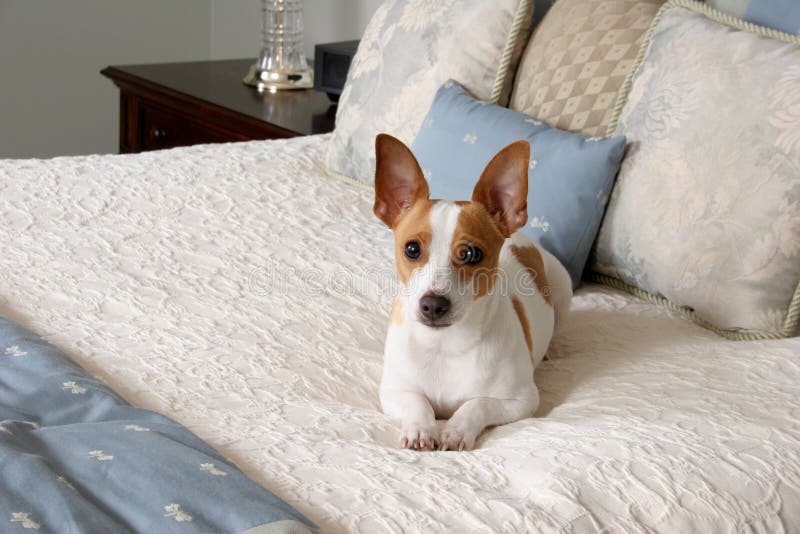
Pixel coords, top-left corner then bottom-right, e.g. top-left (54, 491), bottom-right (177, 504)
top-left (243, 0), bottom-right (313, 91)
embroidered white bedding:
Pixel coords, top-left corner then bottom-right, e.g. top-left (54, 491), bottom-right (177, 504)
top-left (1, 135), bottom-right (798, 532)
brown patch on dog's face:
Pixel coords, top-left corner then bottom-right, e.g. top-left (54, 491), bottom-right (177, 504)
top-left (392, 199), bottom-right (436, 286)
top-left (510, 295), bottom-right (533, 356)
top-left (389, 297), bottom-right (404, 326)
top-left (511, 244), bottom-right (552, 305)
top-left (452, 202), bottom-right (506, 298)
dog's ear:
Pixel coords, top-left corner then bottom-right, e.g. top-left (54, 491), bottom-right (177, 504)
top-left (374, 134), bottom-right (430, 228)
top-left (471, 140), bottom-right (529, 237)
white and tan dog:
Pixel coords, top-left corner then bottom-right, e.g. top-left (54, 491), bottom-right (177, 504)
top-left (374, 134), bottom-right (572, 451)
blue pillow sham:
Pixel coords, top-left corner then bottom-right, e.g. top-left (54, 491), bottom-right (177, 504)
top-left (411, 81), bottom-right (626, 288)
top-left (708, 0), bottom-right (800, 35)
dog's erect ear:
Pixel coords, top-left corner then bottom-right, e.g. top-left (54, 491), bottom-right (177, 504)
top-left (374, 134), bottom-right (430, 228)
top-left (471, 140), bottom-right (530, 237)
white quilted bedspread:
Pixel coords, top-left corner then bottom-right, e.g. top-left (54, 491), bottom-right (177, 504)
top-left (1, 135), bottom-right (799, 533)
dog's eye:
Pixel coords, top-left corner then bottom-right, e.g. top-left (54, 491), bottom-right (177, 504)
top-left (404, 241), bottom-right (421, 261)
top-left (458, 245), bottom-right (483, 265)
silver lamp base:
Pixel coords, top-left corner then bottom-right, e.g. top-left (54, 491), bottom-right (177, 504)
top-left (243, 63), bottom-right (314, 91)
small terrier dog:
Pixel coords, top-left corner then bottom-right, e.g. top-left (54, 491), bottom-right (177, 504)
top-left (374, 134), bottom-right (572, 451)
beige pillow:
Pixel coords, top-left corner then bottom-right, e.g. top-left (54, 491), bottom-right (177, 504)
top-left (325, 0), bottom-right (534, 185)
top-left (510, 0), bottom-right (663, 136)
top-left (591, 0), bottom-right (800, 340)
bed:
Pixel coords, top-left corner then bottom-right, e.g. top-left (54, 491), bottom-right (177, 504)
top-left (1, 134), bottom-right (798, 532)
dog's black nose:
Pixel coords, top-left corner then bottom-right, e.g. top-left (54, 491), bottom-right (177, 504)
top-left (419, 294), bottom-right (451, 321)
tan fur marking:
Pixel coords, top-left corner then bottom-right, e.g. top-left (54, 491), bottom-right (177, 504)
top-left (511, 295), bottom-right (533, 356)
top-left (511, 244), bottom-right (553, 305)
top-left (392, 199), bottom-right (437, 285)
top-left (453, 203), bottom-right (506, 298)
top-left (389, 297), bottom-right (404, 326)
top-left (373, 134), bottom-right (430, 228)
top-left (470, 140), bottom-right (530, 237)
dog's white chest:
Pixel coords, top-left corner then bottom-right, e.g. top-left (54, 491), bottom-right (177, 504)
top-left (383, 296), bottom-right (540, 418)
top-left (412, 345), bottom-right (498, 419)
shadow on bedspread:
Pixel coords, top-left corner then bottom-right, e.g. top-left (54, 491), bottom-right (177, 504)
top-left (0, 316), bottom-right (315, 534)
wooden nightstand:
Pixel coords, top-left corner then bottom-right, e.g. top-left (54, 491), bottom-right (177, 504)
top-left (101, 59), bottom-right (336, 154)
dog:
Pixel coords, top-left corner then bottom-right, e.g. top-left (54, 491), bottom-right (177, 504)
top-left (373, 134), bottom-right (572, 451)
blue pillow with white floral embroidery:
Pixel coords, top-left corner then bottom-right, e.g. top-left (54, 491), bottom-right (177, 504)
top-left (411, 80), bottom-right (626, 288)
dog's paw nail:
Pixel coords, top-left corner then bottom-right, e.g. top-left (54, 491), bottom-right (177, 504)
top-left (399, 423), bottom-right (439, 451)
top-left (440, 424), bottom-right (477, 452)
top-left (400, 423), bottom-right (439, 451)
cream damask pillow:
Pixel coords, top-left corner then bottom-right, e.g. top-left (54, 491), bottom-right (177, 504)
top-left (325, 0), bottom-right (533, 184)
top-left (510, 0), bottom-right (663, 136)
top-left (592, 0), bottom-right (800, 339)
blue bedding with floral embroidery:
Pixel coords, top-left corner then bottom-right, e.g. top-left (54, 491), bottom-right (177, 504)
top-left (0, 316), bottom-right (315, 534)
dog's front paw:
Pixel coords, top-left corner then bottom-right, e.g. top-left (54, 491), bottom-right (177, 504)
top-left (399, 422), bottom-right (438, 451)
top-left (439, 422), bottom-right (480, 451)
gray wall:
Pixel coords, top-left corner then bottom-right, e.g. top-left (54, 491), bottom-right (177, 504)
top-left (210, 0), bottom-right (383, 60)
top-left (0, 0), bottom-right (381, 159)
top-left (0, 1), bottom-right (212, 158)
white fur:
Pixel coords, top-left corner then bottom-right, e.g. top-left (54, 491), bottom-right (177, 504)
top-left (381, 202), bottom-right (572, 451)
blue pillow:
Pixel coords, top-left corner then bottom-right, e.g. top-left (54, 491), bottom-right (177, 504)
top-left (411, 81), bottom-right (626, 288)
top-left (708, 0), bottom-right (800, 34)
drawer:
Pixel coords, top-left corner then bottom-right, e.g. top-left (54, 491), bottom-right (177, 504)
top-left (138, 102), bottom-right (243, 151)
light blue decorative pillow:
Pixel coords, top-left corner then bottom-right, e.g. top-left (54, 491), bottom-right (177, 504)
top-left (707, 0), bottom-right (800, 34)
top-left (411, 81), bottom-right (626, 288)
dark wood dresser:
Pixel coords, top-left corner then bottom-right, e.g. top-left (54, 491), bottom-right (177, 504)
top-left (101, 59), bottom-right (336, 154)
